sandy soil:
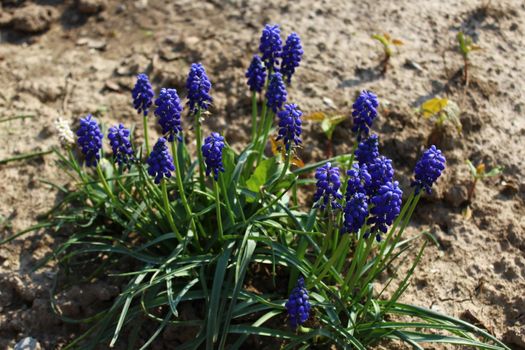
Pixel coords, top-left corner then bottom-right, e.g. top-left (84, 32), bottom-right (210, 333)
top-left (0, 0), bottom-right (524, 349)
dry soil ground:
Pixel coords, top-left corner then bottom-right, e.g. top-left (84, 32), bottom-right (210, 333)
top-left (0, 0), bottom-right (524, 349)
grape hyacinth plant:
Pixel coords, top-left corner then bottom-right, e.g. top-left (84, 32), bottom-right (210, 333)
top-left (12, 25), bottom-right (511, 350)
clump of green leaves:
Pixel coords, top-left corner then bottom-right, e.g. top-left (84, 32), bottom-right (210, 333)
top-left (419, 97), bottom-right (462, 134)
top-left (304, 111), bottom-right (347, 157)
top-left (466, 159), bottom-right (503, 201)
top-left (457, 32), bottom-right (480, 84)
top-left (372, 33), bottom-right (403, 74)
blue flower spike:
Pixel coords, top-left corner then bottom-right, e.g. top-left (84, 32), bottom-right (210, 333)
top-left (285, 277), bottom-right (311, 329)
top-left (259, 24), bottom-right (282, 71)
top-left (76, 114), bottom-right (103, 167)
top-left (132, 73), bottom-right (155, 117)
top-left (246, 55), bottom-right (267, 93)
top-left (366, 156), bottom-right (394, 196)
top-left (369, 181), bottom-right (403, 241)
top-left (202, 132), bottom-right (225, 180)
top-left (346, 163), bottom-right (371, 196)
top-left (313, 162), bottom-right (343, 210)
top-left (352, 90), bottom-right (379, 140)
top-left (412, 145), bottom-right (446, 194)
top-left (355, 134), bottom-right (380, 166)
top-left (108, 124), bottom-right (134, 167)
top-left (147, 138), bottom-right (175, 184)
top-left (276, 103), bottom-right (302, 150)
top-left (266, 72), bottom-right (287, 113)
top-left (281, 32), bottom-right (303, 84)
top-left (186, 63), bottom-right (213, 115)
top-left (154, 88), bottom-right (183, 142)
top-left (343, 192), bottom-right (369, 234)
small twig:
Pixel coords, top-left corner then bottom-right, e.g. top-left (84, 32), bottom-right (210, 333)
top-left (62, 72), bottom-right (73, 115)
top-left (0, 150), bottom-right (53, 165)
top-left (0, 115), bottom-right (35, 123)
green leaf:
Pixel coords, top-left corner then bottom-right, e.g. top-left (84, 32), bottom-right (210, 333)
top-left (245, 157), bottom-right (279, 201)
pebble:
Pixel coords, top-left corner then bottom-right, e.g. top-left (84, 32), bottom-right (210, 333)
top-left (14, 337), bottom-right (42, 350)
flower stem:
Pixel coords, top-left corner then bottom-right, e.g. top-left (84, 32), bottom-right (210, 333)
top-left (194, 109), bottom-right (206, 191)
top-left (251, 92), bottom-right (258, 140)
top-left (171, 141), bottom-right (202, 244)
top-left (96, 164), bottom-right (116, 202)
top-left (256, 110), bottom-right (274, 165)
top-left (219, 173), bottom-right (237, 224)
top-left (161, 179), bottom-right (183, 242)
top-left (214, 180), bottom-right (224, 241)
top-left (143, 115), bottom-right (150, 156)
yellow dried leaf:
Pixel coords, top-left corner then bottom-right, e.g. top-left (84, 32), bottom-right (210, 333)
top-left (292, 156), bottom-right (305, 168)
top-left (421, 98), bottom-right (449, 119)
top-left (303, 111), bottom-right (326, 122)
top-left (392, 39), bottom-right (404, 46)
top-left (270, 137), bottom-right (282, 156)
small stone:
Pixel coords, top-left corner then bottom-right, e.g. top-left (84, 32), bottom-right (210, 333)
top-left (444, 182), bottom-right (469, 207)
top-left (322, 97), bottom-right (337, 109)
top-left (76, 0), bottom-right (107, 15)
top-left (14, 337), bottom-right (42, 350)
top-left (12, 4), bottom-right (57, 33)
top-left (404, 59), bottom-right (424, 72)
top-left (104, 80), bottom-right (120, 92)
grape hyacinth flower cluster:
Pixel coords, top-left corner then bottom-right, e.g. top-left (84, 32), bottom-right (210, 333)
top-left (276, 103), bottom-right (302, 150)
top-left (281, 32), bottom-right (303, 83)
top-left (366, 156), bottom-right (394, 196)
top-left (259, 24), bottom-right (282, 71)
top-left (266, 72), bottom-right (287, 112)
top-left (202, 133), bottom-right (225, 180)
top-left (368, 181), bottom-right (403, 239)
top-left (245, 55), bottom-right (267, 93)
top-left (108, 124), bottom-right (134, 167)
top-left (285, 277), bottom-right (311, 329)
top-left (186, 63), bottom-right (213, 114)
top-left (352, 90), bottom-right (379, 140)
top-left (343, 164), bottom-right (370, 233)
top-left (313, 162), bottom-right (343, 210)
top-left (412, 145), bottom-right (446, 194)
top-left (147, 138), bottom-right (175, 184)
top-left (154, 88), bottom-right (183, 142)
top-left (132, 73), bottom-right (155, 116)
top-left (355, 134), bottom-right (379, 166)
top-left (76, 115), bottom-right (103, 167)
